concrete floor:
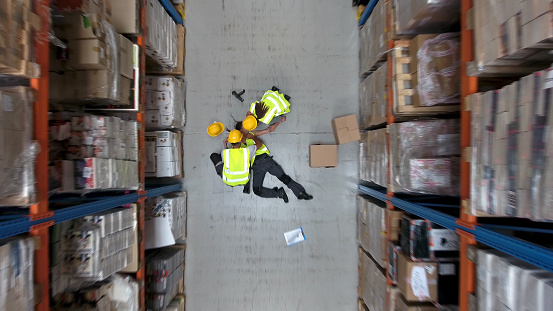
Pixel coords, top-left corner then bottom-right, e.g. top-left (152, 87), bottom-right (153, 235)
top-left (183, 1), bottom-right (360, 310)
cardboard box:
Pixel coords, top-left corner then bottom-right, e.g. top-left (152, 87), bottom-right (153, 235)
top-left (111, 0), bottom-right (140, 35)
top-left (118, 34), bottom-right (134, 79)
top-left (332, 114), bottom-right (360, 144)
top-left (396, 294), bottom-right (438, 311)
top-left (309, 145), bottom-right (337, 168)
top-left (118, 75), bottom-right (132, 105)
top-left (397, 251), bottom-right (438, 302)
top-left (67, 39), bottom-right (107, 70)
top-left (388, 242), bottom-right (401, 285)
top-left (387, 209), bottom-right (404, 242)
top-left (120, 204), bottom-right (138, 273)
top-left (63, 13), bottom-right (103, 40)
top-left (409, 34), bottom-right (439, 74)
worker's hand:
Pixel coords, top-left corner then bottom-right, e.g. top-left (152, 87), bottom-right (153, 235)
top-left (268, 124), bottom-right (278, 133)
top-left (223, 138), bottom-right (228, 148)
top-left (280, 116), bottom-right (286, 123)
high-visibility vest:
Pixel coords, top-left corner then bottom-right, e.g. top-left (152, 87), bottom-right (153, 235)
top-left (242, 133), bottom-right (270, 165)
top-left (222, 148), bottom-right (251, 186)
top-left (249, 90), bottom-right (291, 125)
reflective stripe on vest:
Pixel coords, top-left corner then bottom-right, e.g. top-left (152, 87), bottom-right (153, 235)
top-left (222, 148), bottom-right (250, 186)
top-left (243, 136), bottom-right (270, 166)
top-left (250, 91), bottom-right (290, 125)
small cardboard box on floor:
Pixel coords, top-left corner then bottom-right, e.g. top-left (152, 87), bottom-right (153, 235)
top-left (332, 114), bottom-right (361, 145)
top-left (309, 145), bottom-right (337, 168)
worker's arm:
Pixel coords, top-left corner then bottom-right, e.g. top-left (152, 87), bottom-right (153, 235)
top-left (251, 116), bottom-right (286, 136)
top-left (223, 137), bottom-right (229, 149)
top-left (245, 132), bottom-right (263, 149)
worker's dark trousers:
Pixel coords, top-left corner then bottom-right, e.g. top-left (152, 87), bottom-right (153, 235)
top-left (251, 154), bottom-right (305, 198)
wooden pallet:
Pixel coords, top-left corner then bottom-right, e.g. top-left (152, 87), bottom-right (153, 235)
top-left (392, 41), bottom-right (461, 116)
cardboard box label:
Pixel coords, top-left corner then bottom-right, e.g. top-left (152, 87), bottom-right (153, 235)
top-left (411, 267), bottom-right (430, 299)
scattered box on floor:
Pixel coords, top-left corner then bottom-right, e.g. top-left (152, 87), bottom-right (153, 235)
top-left (397, 250), bottom-right (438, 302)
top-left (332, 114), bottom-right (361, 145)
top-left (309, 145), bottom-right (337, 168)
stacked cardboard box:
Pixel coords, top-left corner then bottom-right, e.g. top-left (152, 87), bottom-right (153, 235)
top-left (400, 215), bottom-right (459, 261)
top-left (145, 130), bottom-right (184, 178)
top-left (359, 61), bottom-right (387, 128)
top-left (111, 0), bottom-right (141, 35)
top-left (356, 196), bottom-right (387, 268)
top-left (0, 0), bottom-right (41, 78)
top-left (49, 114), bottom-right (139, 191)
top-left (146, 192), bottom-right (188, 241)
top-left (389, 119), bottom-right (461, 195)
top-left (0, 87), bottom-right (35, 206)
top-left (50, 0), bottom-right (136, 105)
top-left (59, 208), bottom-right (134, 283)
top-left (473, 0), bottom-right (553, 72)
top-left (470, 66), bottom-right (553, 220)
top-left (146, 0), bottom-right (178, 68)
top-left (476, 248), bottom-right (553, 311)
top-left (51, 275), bottom-right (139, 310)
top-left (0, 236), bottom-right (35, 310)
top-left (145, 76), bottom-right (186, 130)
top-left (359, 128), bottom-right (387, 186)
top-left (359, 0), bottom-right (387, 75)
top-left (146, 248), bottom-right (185, 311)
top-left (390, 0), bottom-right (460, 37)
top-left (410, 33), bottom-right (460, 107)
top-left (146, 25), bottom-right (186, 75)
top-left (358, 248), bottom-right (386, 311)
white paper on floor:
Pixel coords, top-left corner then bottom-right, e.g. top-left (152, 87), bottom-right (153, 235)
top-left (284, 227), bottom-right (306, 246)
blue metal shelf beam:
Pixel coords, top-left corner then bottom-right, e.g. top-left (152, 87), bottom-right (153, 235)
top-left (358, 0), bottom-right (380, 27)
top-left (0, 183), bottom-right (183, 239)
top-left (158, 0), bottom-right (184, 25)
top-left (358, 184), bottom-right (553, 274)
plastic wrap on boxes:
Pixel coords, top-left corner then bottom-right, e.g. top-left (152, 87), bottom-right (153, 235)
top-left (393, 0), bottom-right (461, 36)
top-left (145, 247), bottom-right (185, 310)
top-left (146, 193), bottom-right (187, 241)
top-left (417, 33), bottom-right (460, 106)
top-left (145, 76), bottom-right (186, 130)
top-left (0, 1), bottom-right (40, 78)
top-left (0, 236), bottom-right (35, 311)
top-left (359, 0), bottom-right (386, 75)
top-left (145, 0), bottom-right (178, 68)
top-left (0, 87), bottom-right (37, 206)
top-left (476, 248), bottom-right (553, 311)
top-left (359, 128), bottom-right (387, 187)
top-left (358, 248), bottom-right (386, 311)
top-left (389, 119), bottom-right (460, 195)
top-left (359, 62), bottom-right (387, 128)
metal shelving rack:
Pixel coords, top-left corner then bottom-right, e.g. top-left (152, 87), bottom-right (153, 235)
top-left (0, 0), bottom-right (186, 309)
top-left (359, 0), bottom-right (553, 310)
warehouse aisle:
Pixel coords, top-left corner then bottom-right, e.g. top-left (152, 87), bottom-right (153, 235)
top-left (183, 1), bottom-right (360, 310)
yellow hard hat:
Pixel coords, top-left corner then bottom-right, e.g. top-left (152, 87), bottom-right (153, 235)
top-left (207, 122), bottom-right (224, 137)
top-left (228, 130), bottom-right (243, 144)
top-left (242, 115), bottom-right (258, 131)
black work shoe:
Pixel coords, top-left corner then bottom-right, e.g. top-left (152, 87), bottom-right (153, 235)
top-left (276, 187), bottom-right (289, 203)
top-left (284, 94), bottom-right (291, 101)
top-left (243, 184), bottom-right (250, 194)
top-left (297, 191), bottom-right (313, 200)
top-left (271, 86), bottom-right (280, 92)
